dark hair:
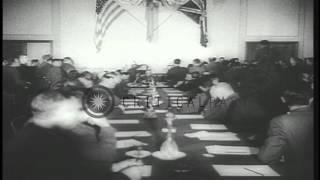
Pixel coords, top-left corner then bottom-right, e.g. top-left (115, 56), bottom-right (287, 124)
top-left (209, 58), bottom-right (216, 62)
top-left (174, 59), bottom-right (181, 64)
top-left (68, 70), bottom-right (80, 80)
top-left (260, 40), bottom-right (270, 46)
top-left (193, 59), bottom-right (201, 64)
top-left (191, 71), bottom-right (201, 78)
top-left (282, 90), bottom-right (310, 106)
top-left (52, 58), bottom-right (63, 62)
top-left (42, 54), bottom-right (53, 61)
top-left (187, 64), bottom-right (193, 68)
top-left (80, 71), bottom-right (94, 80)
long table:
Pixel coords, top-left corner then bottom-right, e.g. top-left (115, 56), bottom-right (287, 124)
top-left (109, 87), bottom-right (286, 180)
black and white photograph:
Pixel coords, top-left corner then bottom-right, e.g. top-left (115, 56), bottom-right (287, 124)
top-left (2, 0), bottom-right (316, 180)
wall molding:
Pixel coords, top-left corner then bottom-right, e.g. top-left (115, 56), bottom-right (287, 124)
top-left (3, 34), bottom-right (54, 41)
top-left (239, 0), bottom-right (306, 60)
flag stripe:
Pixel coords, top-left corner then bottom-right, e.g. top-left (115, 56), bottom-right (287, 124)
top-left (95, 1), bottom-right (117, 34)
top-left (97, 6), bottom-right (122, 34)
top-left (94, 0), bottom-right (125, 52)
top-left (95, 9), bottom-right (125, 48)
top-left (179, 7), bottom-right (202, 14)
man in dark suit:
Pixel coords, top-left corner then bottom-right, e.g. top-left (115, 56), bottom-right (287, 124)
top-left (166, 59), bottom-right (188, 86)
top-left (258, 91), bottom-right (313, 179)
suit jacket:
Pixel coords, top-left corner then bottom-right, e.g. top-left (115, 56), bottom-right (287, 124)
top-left (258, 106), bottom-right (313, 178)
top-left (4, 122), bottom-right (121, 180)
top-left (166, 66), bottom-right (188, 86)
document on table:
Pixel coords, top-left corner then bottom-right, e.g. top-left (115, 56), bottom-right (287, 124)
top-left (170, 104), bottom-right (187, 107)
top-left (115, 131), bottom-right (152, 137)
top-left (155, 109), bottom-right (168, 113)
top-left (109, 119), bottom-right (140, 124)
top-left (124, 105), bottom-right (145, 109)
top-left (185, 131), bottom-right (240, 141)
top-left (198, 134), bottom-right (241, 141)
top-left (169, 96), bottom-right (189, 100)
top-left (206, 145), bottom-right (259, 155)
top-left (212, 165), bottom-right (280, 176)
top-left (175, 114), bottom-right (204, 119)
top-left (164, 90), bottom-right (183, 93)
top-left (191, 124), bottom-right (228, 130)
top-left (123, 110), bottom-right (145, 114)
top-left (116, 139), bottom-right (147, 148)
top-left (138, 165), bottom-right (152, 177)
top-left (167, 93), bottom-right (184, 96)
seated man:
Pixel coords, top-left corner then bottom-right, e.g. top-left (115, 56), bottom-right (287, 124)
top-left (188, 59), bottom-right (205, 74)
top-left (43, 59), bottom-right (67, 90)
top-left (258, 91), bottom-right (313, 178)
top-left (3, 90), bottom-right (144, 180)
top-left (205, 82), bottom-right (268, 137)
top-left (166, 59), bottom-right (188, 86)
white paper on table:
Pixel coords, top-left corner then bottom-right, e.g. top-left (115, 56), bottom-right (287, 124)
top-left (161, 128), bottom-right (176, 133)
top-left (115, 131), bottom-right (152, 137)
top-left (164, 90), bottom-right (183, 93)
top-left (116, 139), bottom-right (147, 148)
top-left (155, 109), bottom-right (168, 113)
top-left (109, 119), bottom-right (140, 124)
top-left (191, 124), bottom-right (228, 130)
top-left (122, 101), bottom-right (139, 105)
top-left (185, 131), bottom-right (240, 141)
top-left (124, 105), bottom-right (145, 109)
top-left (175, 114), bottom-right (204, 119)
top-left (169, 96), bottom-right (189, 99)
top-left (121, 99), bottom-right (144, 102)
top-left (138, 165), bottom-right (152, 177)
top-left (206, 145), bottom-right (259, 155)
top-left (167, 93), bottom-right (184, 96)
top-left (185, 131), bottom-right (236, 138)
top-left (212, 165), bottom-right (280, 176)
top-left (198, 134), bottom-right (240, 141)
top-left (123, 110), bottom-right (145, 114)
top-left (170, 104), bottom-right (187, 107)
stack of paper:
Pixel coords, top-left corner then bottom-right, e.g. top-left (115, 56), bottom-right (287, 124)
top-left (206, 145), bottom-right (259, 155)
top-left (175, 114), bottom-right (204, 119)
top-left (190, 124), bottom-right (228, 130)
top-left (109, 119), bottom-right (140, 124)
top-left (116, 139), bottom-right (147, 148)
top-left (212, 165), bottom-right (280, 176)
top-left (115, 131), bottom-right (152, 137)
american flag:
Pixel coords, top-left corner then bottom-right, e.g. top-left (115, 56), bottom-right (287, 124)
top-left (178, 0), bottom-right (208, 47)
top-left (94, 0), bottom-right (126, 52)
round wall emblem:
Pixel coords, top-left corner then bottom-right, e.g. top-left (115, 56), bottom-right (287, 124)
top-left (82, 85), bottom-right (115, 118)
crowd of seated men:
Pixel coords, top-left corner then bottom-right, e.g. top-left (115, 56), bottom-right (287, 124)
top-left (2, 55), bottom-right (140, 144)
top-left (165, 55), bottom-right (314, 178)
top-left (2, 51), bottom-right (314, 180)
top-left (3, 55), bottom-right (154, 180)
